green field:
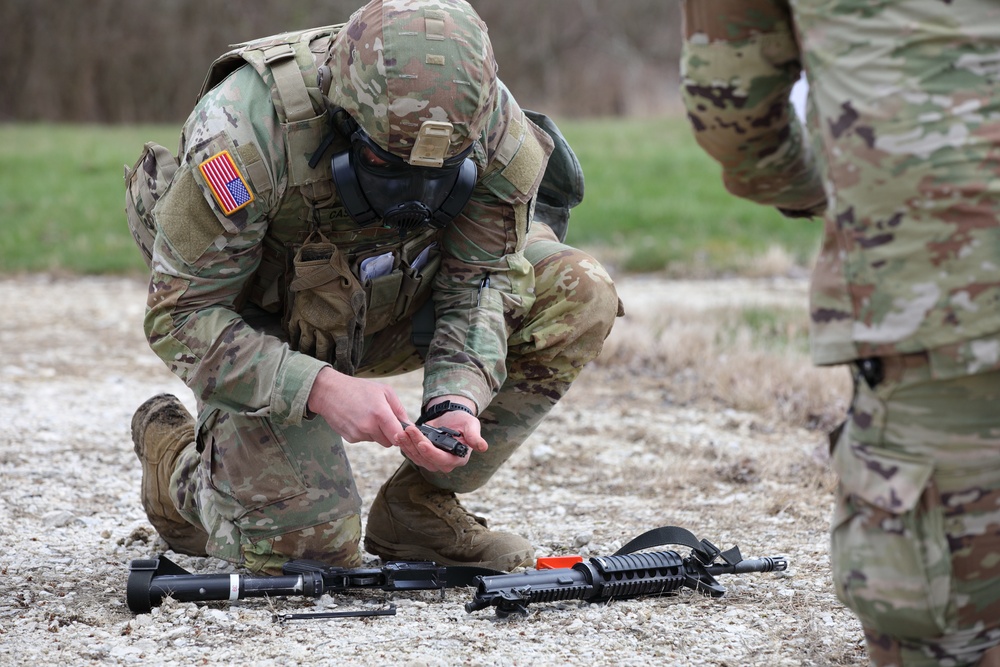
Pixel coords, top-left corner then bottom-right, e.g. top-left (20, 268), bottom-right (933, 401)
top-left (0, 125), bottom-right (179, 274)
top-left (0, 120), bottom-right (821, 276)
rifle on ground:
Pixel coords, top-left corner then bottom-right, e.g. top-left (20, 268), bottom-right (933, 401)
top-left (465, 526), bottom-right (787, 617)
top-left (126, 556), bottom-right (499, 616)
top-left (125, 526), bottom-right (786, 619)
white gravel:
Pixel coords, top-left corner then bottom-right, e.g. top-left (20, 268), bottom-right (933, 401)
top-left (0, 274), bottom-right (868, 666)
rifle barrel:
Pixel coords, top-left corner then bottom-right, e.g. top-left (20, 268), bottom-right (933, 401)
top-left (706, 556), bottom-right (787, 577)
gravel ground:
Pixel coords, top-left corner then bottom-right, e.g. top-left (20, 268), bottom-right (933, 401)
top-left (0, 274), bottom-right (868, 666)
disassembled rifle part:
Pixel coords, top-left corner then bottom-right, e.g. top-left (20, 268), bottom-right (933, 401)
top-left (404, 421), bottom-right (470, 457)
top-left (126, 526), bottom-right (787, 620)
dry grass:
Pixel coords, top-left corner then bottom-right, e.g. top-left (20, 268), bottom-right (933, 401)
top-left (594, 277), bottom-right (852, 433)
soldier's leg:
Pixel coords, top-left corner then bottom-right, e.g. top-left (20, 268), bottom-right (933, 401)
top-left (360, 307), bottom-right (549, 569)
top-left (130, 394), bottom-right (210, 557)
top-left (167, 404), bottom-right (363, 574)
top-left (422, 221), bottom-right (621, 492)
top-left (830, 360), bottom-right (1000, 667)
top-left (362, 223), bottom-right (620, 569)
top-left (130, 305), bottom-right (367, 574)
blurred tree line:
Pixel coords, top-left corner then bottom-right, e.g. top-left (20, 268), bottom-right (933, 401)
top-left (0, 0), bottom-right (682, 124)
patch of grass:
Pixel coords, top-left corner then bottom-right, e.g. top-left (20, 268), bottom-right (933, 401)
top-left (0, 124), bottom-right (179, 274)
top-left (722, 305), bottom-right (812, 355)
top-left (0, 119), bottom-right (823, 276)
top-left (595, 292), bottom-right (850, 432)
top-left (560, 117), bottom-right (823, 275)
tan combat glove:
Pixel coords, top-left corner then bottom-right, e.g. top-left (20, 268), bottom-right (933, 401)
top-left (285, 233), bottom-right (367, 375)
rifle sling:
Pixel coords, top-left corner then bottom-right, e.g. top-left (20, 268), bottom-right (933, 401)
top-left (612, 526), bottom-right (743, 566)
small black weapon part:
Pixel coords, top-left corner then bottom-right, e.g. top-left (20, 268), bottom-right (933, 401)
top-left (400, 420), bottom-right (470, 457)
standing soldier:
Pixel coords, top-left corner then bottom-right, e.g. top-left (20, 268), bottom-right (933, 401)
top-left (125, 0), bottom-right (621, 575)
top-left (679, 2), bottom-right (1000, 666)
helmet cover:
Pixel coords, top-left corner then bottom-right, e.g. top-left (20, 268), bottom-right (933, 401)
top-left (326, 0), bottom-right (499, 161)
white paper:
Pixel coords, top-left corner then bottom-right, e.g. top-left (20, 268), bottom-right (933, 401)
top-left (360, 252), bottom-right (394, 282)
top-left (411, 242), bottom-right (438, 272)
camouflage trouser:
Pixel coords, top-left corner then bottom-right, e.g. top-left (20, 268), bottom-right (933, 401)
top-left (171, 222), bottom-right (621, 572)
top-left (830, 355), bottom-right (1000, 667)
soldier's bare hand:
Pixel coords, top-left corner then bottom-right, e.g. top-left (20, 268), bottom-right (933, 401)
top-left (307, 367), bottom-right (409, 447)
top-left (395, 404), bottom-right (488, 473)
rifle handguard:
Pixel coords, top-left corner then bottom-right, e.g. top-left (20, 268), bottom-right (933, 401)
top-left (465, 550), bottom-right (690, 617)
top-left (465, 550), bottom-right (788, 616)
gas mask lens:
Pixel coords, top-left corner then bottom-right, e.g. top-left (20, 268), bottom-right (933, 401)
top-left (332, 122), bottom-right (477, 232)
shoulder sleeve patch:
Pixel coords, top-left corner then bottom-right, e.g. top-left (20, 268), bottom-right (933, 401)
top-left (198, 150), bottom-right (255, 216)
top-left (154, 168), bottom-right (227, 266)
top-left (480, 111), bottom-right (553, 205)
top-left (185, 132), bottom-right (265, 233)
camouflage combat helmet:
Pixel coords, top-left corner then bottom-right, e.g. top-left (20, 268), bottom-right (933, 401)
top-left (325, 0), bottom-right (498, 163)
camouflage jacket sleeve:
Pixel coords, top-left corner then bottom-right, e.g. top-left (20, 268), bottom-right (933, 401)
top-left (422, 81), bottom-right (552, 412)
top-left (145, 66), bottom-right (327, 425)
top-left (680, 0), bottom-right (826, 214)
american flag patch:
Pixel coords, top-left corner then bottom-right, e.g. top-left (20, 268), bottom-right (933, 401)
top-left (198, 150), bottom-right (254, 216)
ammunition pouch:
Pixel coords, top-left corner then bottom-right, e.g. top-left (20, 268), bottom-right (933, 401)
top-left (353, 230), bottom-right (442, 336)
top-left (282, 229), bottom-right (442, 373)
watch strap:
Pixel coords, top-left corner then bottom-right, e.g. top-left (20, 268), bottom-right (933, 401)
top-left (416, 400), bottom-right (475, 425)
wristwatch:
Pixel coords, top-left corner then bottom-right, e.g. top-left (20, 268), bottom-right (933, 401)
top-left (416, 400), bottom-right (476, 426)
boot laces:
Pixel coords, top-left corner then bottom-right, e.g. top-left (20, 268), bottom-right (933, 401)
top-left (423, 488), bottom-right (486, 534)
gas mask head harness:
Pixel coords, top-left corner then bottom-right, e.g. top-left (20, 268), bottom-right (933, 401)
top-left (331, 109), bottom-right (477, 233)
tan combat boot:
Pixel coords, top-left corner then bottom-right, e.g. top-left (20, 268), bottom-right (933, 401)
top-left (130, 394), bottom-right (209, 556)
top-left (364, 462), bottom-right (534, 571)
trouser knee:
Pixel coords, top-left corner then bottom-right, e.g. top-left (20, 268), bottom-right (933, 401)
top-left (523, 242), bottom-right (622, 373)
top-left (174, 407), bottom-right (364, 573)
top-left (423, 247), bottom-right (620, 494)
top-left (241, 513), bottom-right (363, 575)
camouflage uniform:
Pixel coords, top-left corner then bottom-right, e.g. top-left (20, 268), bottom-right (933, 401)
top-left (126, 0), bottom-right (620, 574)
top-left (680, 2), bottom-right (1000, 665)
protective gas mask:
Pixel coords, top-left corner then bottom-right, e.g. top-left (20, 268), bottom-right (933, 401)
top-left (331, 115), bottom-right (477, 233)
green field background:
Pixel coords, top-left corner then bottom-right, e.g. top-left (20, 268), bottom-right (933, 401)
top-left (0, 120), bottom-right (822, 276)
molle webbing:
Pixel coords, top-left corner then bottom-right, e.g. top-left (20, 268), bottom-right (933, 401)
top-left (201, 26), bottom-right (350, 207)
top-left (197, 25), bottom-right (345, 123)
top-left (261, 43), bottom-right (315, 123)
